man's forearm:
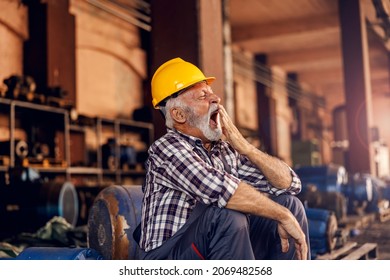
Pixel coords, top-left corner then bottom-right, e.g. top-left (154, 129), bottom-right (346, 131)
top-left (240, 144), bottom-right (293, 190)
top-left (226, 181), bottom-right (290, 221)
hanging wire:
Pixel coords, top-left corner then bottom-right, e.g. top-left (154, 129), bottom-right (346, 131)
top-left (233, 51), bottom-right (326, 108)
top-left (109, 0), bottom-right (151, 22)
top-left (86, 0), bottom-right (151, 31)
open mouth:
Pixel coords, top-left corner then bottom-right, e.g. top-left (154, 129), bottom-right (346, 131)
top-left (209, 109), bottom-right (220, 128)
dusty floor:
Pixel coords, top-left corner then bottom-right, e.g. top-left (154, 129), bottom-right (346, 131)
top-left (348, 216), bottom-right (390, 260)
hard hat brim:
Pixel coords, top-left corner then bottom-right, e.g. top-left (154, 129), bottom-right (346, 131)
top-left (153, 76), bottom-right (216, 109)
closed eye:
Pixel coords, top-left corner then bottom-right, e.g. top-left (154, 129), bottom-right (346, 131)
top-left (198, 92), bottom-right (207, 99)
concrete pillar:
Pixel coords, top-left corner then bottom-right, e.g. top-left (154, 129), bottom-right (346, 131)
top-left (270, 66), bottom-right (293, 165)
top-left (0, 1), bottom-right (28, 84)
top-left (0, 1), bottom-right (28, 142)
top-left (23, 0), bottom-right (76, 106)
top-left (150, 0), bottom-right (224, 138)
top-left (339, 0), bottom-right (375, 174)
top-left (254, 54), bottom-right (276, 155)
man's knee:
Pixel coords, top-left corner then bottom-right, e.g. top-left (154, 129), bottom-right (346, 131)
top-left (272, 195), bottom-right (306, 219)
top-left (205, 207), bottom-right (249, 234)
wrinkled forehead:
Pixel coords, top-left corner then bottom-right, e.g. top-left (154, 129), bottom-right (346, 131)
top-left (180, 81), bottom-right (210, 97)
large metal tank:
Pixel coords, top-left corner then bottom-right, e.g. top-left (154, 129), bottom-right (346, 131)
top-left (87, 185), bottom-right (143, 260)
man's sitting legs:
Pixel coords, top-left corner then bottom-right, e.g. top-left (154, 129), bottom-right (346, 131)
top-left (170, 205), bottom-right (255, 259)
top-left (143, 196), bottom-right (309, 260)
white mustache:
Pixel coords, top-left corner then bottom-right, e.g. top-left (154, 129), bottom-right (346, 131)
top-left (208, 104), bottom-right (220, 118)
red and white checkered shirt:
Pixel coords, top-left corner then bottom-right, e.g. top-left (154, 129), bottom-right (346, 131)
top-left (140, 129), bottom-right (301, 252)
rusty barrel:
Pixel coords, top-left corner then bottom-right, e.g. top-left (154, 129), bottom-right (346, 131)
top-left (87, 185), bottom-right (143, 260)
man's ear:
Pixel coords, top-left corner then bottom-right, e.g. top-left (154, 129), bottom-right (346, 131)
top-left (170, 107), bottom-right (186, 124)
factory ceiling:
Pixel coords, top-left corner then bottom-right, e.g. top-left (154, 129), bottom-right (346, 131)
top-left (229, 0), bottom-right (390, 107)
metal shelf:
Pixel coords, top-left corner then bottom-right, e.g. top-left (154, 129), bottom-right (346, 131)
top-left (0, 166), bottom-right (8, 172)
top-left (30, 167), bottom-right (67, 173)
top-left (67, 167), bottom-right (102, 175)
top-left (0, 98), bottom-right (153, 186)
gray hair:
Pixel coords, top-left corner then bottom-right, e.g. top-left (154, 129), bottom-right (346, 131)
top-left (159, 95), bottom-right (190, 128)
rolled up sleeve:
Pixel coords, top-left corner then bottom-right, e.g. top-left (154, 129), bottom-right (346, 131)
top-left (236, 154), bottom-right (302, 196)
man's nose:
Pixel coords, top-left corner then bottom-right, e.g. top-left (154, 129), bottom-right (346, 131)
top-left (210, 92), bottom-right (221, 104)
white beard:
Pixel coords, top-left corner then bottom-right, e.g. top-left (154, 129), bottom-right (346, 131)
top-left (187, 105), bottom-right (222, 141)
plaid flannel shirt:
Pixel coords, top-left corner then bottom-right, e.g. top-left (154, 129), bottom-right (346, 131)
top-left (140, 129), bottom-right (301, 252)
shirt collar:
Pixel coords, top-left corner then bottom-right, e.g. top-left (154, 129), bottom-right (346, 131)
top-left (167, 128), bottom-right (222, 150)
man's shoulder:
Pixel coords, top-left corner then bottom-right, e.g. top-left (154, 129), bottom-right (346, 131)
top-left (150, 130), bottom-right (193, 152)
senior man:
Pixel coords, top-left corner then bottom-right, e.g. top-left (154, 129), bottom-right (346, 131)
top-left (138, 57), bottom-right (310, 260)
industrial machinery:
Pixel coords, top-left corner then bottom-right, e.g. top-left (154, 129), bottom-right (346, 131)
top-left (294, 164), bottom-right (387, 218)
top-left (0, 167), bottom-right (79, 239)
top-left (295, 164), bottom-right (348, 222)
top-left (305, 207), bottom-right (338, 259)
top-left (294, 164), bottom-right (389, 259)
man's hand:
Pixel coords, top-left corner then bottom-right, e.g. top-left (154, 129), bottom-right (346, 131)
top-left (277, 215), bottom-right (308, 260)
top-left (219, 105), bottom-right (251, 155)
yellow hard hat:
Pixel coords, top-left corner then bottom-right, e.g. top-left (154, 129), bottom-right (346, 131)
top-left (151, 57), bottom-right (215, 108)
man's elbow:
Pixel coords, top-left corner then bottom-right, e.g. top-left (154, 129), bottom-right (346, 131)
top-left (292, 178), bottom-right (302, 195)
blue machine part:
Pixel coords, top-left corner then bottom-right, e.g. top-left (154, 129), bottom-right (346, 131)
top-left (371, 176), bottom-right (390, 201)
top-left (295, 165), bottom-right (380, 215)
top-left (343, 173), bottom-right (373, 203)
top-left (120, 146), bottom-right (137, 168)
top-left (101, 139), bottom-right (138, 170)
top-left (380, 184), bottom-right (390, 201)
top-left (37, 181), bottom-right (79, 227)
top-left (294, 164), bottom-right (348, 193)
top-left (306, 207), bottom-right (332, 221)
top-left (87, 185), bottom-right (143, 260)
top-left (15, 247), bottom-right (103, 260)
top-left (305, 208), bottom-right (338, 259)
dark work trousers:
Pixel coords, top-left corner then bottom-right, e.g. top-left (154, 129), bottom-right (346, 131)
top-left (139, 195), bottom-right (311, 260)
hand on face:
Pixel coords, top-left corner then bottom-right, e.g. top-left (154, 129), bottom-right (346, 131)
top-left (218, 105), bottom-right (249, 153)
